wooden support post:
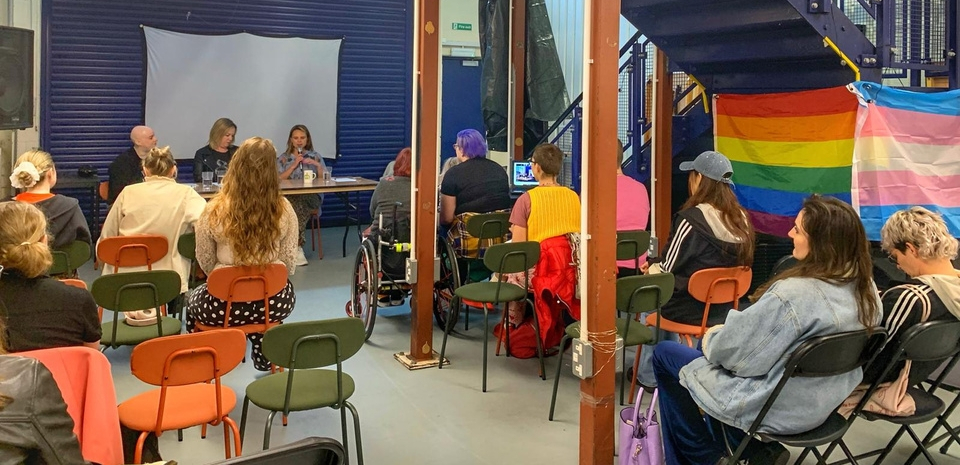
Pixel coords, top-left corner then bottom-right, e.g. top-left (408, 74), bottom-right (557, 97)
top-left (653, 49), bottom-right (673, 244)
top-left (511, 0), bottom-right (526, 159)
top-left (579, 0), bottom-right (620, 463)
top-left (396, 0), bottom-right (440, 369)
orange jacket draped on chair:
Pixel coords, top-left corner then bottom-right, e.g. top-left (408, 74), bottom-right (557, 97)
top-left (20, 346), bottom-right (124, 465)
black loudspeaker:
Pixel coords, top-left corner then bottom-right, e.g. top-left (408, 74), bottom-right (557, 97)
top-left (0, 26), bottom-right (34, 130)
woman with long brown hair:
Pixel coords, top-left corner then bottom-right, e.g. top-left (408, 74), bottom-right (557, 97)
top-left (186, 136), bottom-right (298, 371)
top-left (652, 196), bottom-right (880, 464)
top-left (635, 150), bottom-right (755, 390)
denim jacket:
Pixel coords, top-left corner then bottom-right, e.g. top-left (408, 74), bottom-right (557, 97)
top-left (679, 277), bottom-right (880, 434)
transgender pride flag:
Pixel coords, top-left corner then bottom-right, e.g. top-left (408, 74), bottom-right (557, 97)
top-left (848, 82), bottom-right (960, 240)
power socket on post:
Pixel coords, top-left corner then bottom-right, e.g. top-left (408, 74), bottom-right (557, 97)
top-left (571, 338), bottom-right (594, 379)
top-left (648, 236), bottom-right (659, 259)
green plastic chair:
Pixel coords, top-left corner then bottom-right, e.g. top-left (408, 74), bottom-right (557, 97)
top-left (438, 240), bottom-right (544, 393)
top-left (616, 230), bottom-right (651, 275)
top-left (177, 232), bottom-right (204, 290)
top-left (240, 318), bottom-right (365, 465)
top-left (548, 272), bottom-right (674, 421)
top-left (91, 270), bottom-right (183, 350)
top-left (458, 211), bottom-right (512, 330)
top-left (48, 240), bottom-right (91, 277)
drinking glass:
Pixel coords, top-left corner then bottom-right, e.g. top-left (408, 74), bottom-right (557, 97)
top-left (215, 168), bottom-right (227, 185)
top-left (201, 171), bottom-right (214, 190)
top-left (322, 168), bottom-right (332, 184)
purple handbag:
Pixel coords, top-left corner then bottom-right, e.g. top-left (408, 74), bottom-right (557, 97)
top-left (618, 388), bottom-right (664, 465)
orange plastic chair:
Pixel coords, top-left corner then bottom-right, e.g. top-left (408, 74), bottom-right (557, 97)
top-left (98, 181), bottom-right (109, 202)
top-left (117, 329), bottom-right (246, 463)
top-left (644, 266), bottom-right (752, 346)
top-left (60, 278), bottom-right (88, 290)
top-left (96, 235), bottom-right (169, 273)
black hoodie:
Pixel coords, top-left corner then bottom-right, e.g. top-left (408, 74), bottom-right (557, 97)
top-left (31, 194), bottom-right (91, 249)
top-left (652, 203), bottom-right (745, 325)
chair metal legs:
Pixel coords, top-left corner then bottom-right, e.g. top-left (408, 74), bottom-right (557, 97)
top-left (526, 298), bottom-right (546, 380)
top-left (239, 397), bottom-right (250, 445)
top-left (482, 308), bottom-right (489, 392)
top-left (344, 400), bottom-right (364, 465)
top-left (548, 335), bottom-right (572, 421)
top-left (262, 410), bottom-right (279, 450)
top-left (438, 296), bottom-right (460, 370)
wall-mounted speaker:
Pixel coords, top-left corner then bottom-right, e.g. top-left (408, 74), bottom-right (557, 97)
top-left (0, 26), bottom-right (34, 130)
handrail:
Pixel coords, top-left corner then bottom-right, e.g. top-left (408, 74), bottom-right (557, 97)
top-left (532, 30), bottom-right (647, 154)
top-left (823, 37), bottom-right (862, 81)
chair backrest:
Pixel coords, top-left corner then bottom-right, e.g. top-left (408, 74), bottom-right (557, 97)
top-left (177, 232), bottom-right (196, 261)
top-left (739, 328), bottom-right (887, 440)
top-left (208, 436), bottom-right (344, 464)
top-left (616, 230), bottom-right (651, 264)
top-left (49, 240), bottom-right (91, 276)
top-left (687, 266), bottom-right (752, 307)
top-left (616, 273), bottom-right (675, 315)
top-left (261, 318), bottom-right (365, 370)
top-left (465, 212), bottom-right (511, 240)
top-left (98, 181), bottom-right (109, 202)
top-left (59, 278), bottom-right (88, 290)
top-left (771, 255), bottom-right (799, 278)
top-left (90, 270), bottom-right (182, 312)
top-left (130, 329), bottom-right (246, 386)
top-left (482, 241), bottom-right (540, 275)
top-left (206, 264), bottom-right (288, 303)
top-left (96, 235), bottom-right (169, 271)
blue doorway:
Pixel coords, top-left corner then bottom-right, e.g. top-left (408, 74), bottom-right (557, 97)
top-left (441, 56), bottom-right (484, 164)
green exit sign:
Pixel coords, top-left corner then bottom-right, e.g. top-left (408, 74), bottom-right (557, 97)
top-left (452, 22), bottom-right (472, 31)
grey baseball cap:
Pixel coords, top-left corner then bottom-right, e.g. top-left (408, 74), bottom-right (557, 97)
top-left (679, 150), bottom-right (734, 184)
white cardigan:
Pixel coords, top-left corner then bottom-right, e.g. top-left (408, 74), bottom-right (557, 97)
top-left (99, 176), bottom-right (207, 292)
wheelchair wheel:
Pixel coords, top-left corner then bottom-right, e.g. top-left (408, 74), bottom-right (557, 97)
top-left (350, 240), bottom-right (378, 340)
top-left (433, 237), bottom-right (461, 329)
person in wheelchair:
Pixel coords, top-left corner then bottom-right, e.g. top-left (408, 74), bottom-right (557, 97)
top-left (368, 148), bottom-right (413, 303)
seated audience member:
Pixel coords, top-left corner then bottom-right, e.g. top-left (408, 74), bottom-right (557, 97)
top-left (503, 143), bottom-right (580, 352)
top-left (439, 129), bottom-right (512, 257)
top-left (863, 207), bottom-right (960, 387)
top-left (193, 118), bottom-right (238, 182)
top-left (0, 350), bottom-right (90, 464)
top-left (437, 156), bottom-right (461, 185)
top-left (10, 150), bottom-right (91, 249)
top-left (653, 196), bottom-right (880, 465)
top-left (277, 124), bottom-right (327, 266)
top-left (187, 137), bottom-right (298, 371)
top-left (0, 202), bottom-right (101, 352)
top-left (636, 150), bottom-right (754, 390)
top-left (369, 148), bottom-right (413, 277)
top-left (100, 146), bottom-right (207, 296)
top-left (614, 139), bottom-right (650, 275)
top-left (108, 125), bottom-right (157, 203)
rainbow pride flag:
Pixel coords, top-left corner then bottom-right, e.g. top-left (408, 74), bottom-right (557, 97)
top-left (848, 82), bottom-right (960, 240)
top-left (715, 86), bottom-right (858, 237)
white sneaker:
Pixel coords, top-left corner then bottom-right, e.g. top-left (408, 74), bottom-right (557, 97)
top-left (295, 247), bottom-right (309, 266)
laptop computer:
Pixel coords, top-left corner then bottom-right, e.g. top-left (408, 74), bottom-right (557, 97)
top-left (510, 160), bottom-right (538, 195)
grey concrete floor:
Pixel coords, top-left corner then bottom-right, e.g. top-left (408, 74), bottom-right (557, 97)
top-left (78, 227), bottom-right (960, 464)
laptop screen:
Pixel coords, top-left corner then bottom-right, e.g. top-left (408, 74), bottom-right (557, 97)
top-left (511, 161), bottom-right (537, 190)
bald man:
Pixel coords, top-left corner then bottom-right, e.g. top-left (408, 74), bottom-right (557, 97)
top-left (107, 125), bottom-right (157, 203)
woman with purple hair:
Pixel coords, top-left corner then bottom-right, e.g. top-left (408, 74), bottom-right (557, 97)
top-left (439, 129), bottom-right (512, 258)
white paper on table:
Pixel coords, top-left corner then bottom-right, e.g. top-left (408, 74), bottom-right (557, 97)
top-left (333, 177), bottom-right (356, 182)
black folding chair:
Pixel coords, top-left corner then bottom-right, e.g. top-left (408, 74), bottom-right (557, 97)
top-left (844, 320), bottom-right (960, 465)
top-left (717, 328), bottom-right (887, 465)
top-left (910, 354), bottom-right (960, 464)
top-left (208, 436), bottom-right (344, 464)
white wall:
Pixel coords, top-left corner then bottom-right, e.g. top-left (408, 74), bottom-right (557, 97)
top-left (0, 0), bottom-right (41, 198)
top-left (441, 0), bottom-right (481, 57)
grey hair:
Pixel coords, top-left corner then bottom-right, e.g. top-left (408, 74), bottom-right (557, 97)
top-left (880, 206), bottom-right (959, 260)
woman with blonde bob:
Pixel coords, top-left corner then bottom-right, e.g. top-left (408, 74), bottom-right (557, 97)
top-left (193, 117), bottom-right (238, 182)
top-left (0, 202), bottom-right (101, 352)
top-left (100, 146), bottom-right (207, 295)
top-left (862, 207), bottom-right (960, 388)
top-left (186, 136), bottom-right (298, 371)
top-left (10, 150), bottom-right (91, 249)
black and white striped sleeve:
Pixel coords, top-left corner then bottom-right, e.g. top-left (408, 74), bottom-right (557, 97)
top-left (660, 216), bottom-right (694, 274)
top-left (881, 283), bottom-right (933, 340)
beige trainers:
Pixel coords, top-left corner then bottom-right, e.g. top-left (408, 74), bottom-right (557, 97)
top-left (295, 247), bottom-right (309, 266)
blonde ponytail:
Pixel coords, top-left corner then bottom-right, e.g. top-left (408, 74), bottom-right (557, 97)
top-left (0, 202), bottom-right (52, 278)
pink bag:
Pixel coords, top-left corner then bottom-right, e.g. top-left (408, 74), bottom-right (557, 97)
top-left (619, 388), bottom-right (664, 465)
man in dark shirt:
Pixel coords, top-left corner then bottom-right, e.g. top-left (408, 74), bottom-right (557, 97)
top-left (107, 125), bottom-right (157, 203)
top-left (438, 129), bottom-right (511, 225)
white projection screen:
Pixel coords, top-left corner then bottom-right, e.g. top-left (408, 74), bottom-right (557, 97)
top-left (143, 27), bottom-right (342, 162)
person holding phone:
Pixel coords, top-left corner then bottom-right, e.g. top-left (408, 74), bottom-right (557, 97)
top-left (277, 124), bottom-right (327, 266)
